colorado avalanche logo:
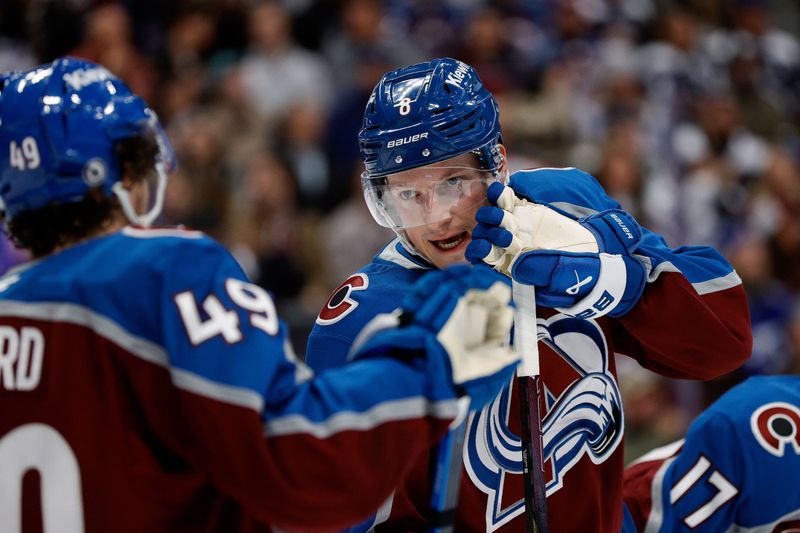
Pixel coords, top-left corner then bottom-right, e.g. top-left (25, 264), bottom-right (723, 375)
top-left (316, 274), bottom-right (368, 325)
top-left (751, 402), bottom-right (800, 457)
top-left (464, 314), bottom-right (624, 531)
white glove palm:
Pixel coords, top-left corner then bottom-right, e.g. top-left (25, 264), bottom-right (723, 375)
top-left (467, 182), bottom-right (647, 318)
top-left (435, 281), bottom-right (515, 385)
top-left (478, 184), bottom-right (598, 276)
top-left (350, 265), bottom-right (519, 410)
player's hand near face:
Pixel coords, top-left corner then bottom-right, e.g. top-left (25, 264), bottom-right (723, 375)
top-left (466, 181), bottom-right (647, 319)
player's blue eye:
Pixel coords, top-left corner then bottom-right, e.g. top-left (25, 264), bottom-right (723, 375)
top-left (446, 176), bottom-right (463, 186)
top-left (398, 189), bottom-right (417, 201)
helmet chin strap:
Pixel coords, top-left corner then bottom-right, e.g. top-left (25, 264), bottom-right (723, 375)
top-left (395, 229), bottom-right (426, 262)
top-left (111, 161), bottom-right (168, 227)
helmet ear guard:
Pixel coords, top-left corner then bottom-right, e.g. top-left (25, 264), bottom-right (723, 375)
top-left (0, 57), bottom-right (174, 225)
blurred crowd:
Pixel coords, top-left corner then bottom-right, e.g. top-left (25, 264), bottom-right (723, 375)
top-left (2, 0), bottom-right (800, 461)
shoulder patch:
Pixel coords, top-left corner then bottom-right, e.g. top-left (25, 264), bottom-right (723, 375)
top-left (750, 402), bottom-right (800, 457)
top-left (316, 273), bottom-right (369, 325)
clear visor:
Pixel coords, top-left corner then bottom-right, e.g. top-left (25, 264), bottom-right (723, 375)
top-left (362, 166), bottom-right (495, 229)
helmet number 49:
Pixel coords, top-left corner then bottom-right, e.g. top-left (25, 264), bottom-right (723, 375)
top-left (398, 98), bottom-right (412, 116)
top-left (9, 137), bottom-right (41, 171)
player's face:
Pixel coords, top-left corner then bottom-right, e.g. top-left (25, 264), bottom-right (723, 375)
top-left (387, 152), bottom-right (497, 269)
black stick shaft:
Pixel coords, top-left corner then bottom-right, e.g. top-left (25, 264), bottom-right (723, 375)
top-left (518, 374), bottom-right (548, 533)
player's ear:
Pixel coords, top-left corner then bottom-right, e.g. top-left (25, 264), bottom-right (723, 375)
top-left (497, 144), bottom-right (509, 184)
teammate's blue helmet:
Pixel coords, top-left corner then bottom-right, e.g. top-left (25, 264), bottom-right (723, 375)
top-left (358, 57), bottom-right (502, 178)
top-left (0, 57), bottom-right (174, 224)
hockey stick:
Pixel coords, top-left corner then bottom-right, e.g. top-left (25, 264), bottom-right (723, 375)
top-left (427, 417), bottom-right (467, 533)
top-left (513, 280), bottom-right (548, 533)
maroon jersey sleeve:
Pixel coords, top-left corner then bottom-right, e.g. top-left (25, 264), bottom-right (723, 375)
top-left (615, 271), bottom-right (752, 379)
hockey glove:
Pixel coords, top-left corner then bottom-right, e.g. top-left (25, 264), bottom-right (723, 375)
top-left (465, 181), bottom-right (647, 319)
top-left (351, 264), bottom-right (518, 411)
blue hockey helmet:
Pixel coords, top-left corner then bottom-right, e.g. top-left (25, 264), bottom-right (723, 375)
top-left (0, 57), bottom-right (174, 224)
top-left (358, 57), bottom-right (502, 178)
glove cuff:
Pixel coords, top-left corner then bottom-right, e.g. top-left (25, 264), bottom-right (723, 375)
top-left (556, 252), bottom-right (627, 319)
top-left (583, 209), bottom-right (642, 255)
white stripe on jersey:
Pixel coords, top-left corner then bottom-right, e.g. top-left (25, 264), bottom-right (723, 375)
top-left (366, 491), bottom-right (395, 531)
top-left (264, 396), bottom-right (461, 439)
top-left (643, 456), bottom-right (677, 533)
top-left (0, 300), bottom-right (264, 412)
top-left (638, 259), bottom-right (742, 295)
top-left (171, 368), bottom-right (264, 411)
top-left (122, 226), bottom-right (205, 239)
top-left (691, 270), bottom-right (743, 295)
top-left (628, 439), bottom-right (684, 467)
top-left (378, 239), bottom-right (429, 270)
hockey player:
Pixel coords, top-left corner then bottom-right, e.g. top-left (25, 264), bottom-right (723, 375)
top-left (306, 57), bottom-right (753, 531)
top-left (623, 375), bottom-right (800, 532)
top-left (0, 58), bottom-right (521, 532)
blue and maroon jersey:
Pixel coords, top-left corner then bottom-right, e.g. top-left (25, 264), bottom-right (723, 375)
top-left (624, 376), bottom-right (800, 532)
top-left (307, 167), bottom-right (753, 532)
top-left (0, 226), bottom-right (460, 533)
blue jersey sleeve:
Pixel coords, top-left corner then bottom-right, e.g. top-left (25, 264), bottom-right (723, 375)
top-left (509, 168), bottom-right (751, 379)
top-left (143, 233), bottom-right (463, 530)
top-left (157, 237), bottom-right (306, 410)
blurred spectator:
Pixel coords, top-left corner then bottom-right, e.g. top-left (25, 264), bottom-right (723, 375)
top-left (383, 0), bottom-right (465, 58)
top-left (165, 112), bottom-right (230, 236)
top-left (226, 152), bottom-right (306, 303)
top-left (495, 64), bottom-right (574, 165)
top-left (70, 3), bottom-right (157, 103)
top-left (26, 0), bottom-right (85, 62)
top-left (239, 0), bottom-right (332, 125)
top-left (638, 6), bottom-right (719, 175)
top-left (0, 0), bottom-right (35, 72)
top-left (158, 6), bottom-right (217, 79)
top-left (729, 232), bottom-right (795, 376)
top-left (319, 167), bottom-right (395, 288)
top-left (274, 102), bottom-right (334, 211)
top-left (322, 0), bottom-right (422, 98)
top-left (596, 122), bottom-right (645, 220)
top-left (758, 149), bottom-right (800, 290)
top-left (670, 91), bottom-right (769, 247)
top-left (789, 298), bottom-right (800, 373)
top-left (203, 66), bottom-right (270, 182)
top-left (728, 0), bottom-right (800, 115)
top-left (449, 6), bottom-right (523, 95)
